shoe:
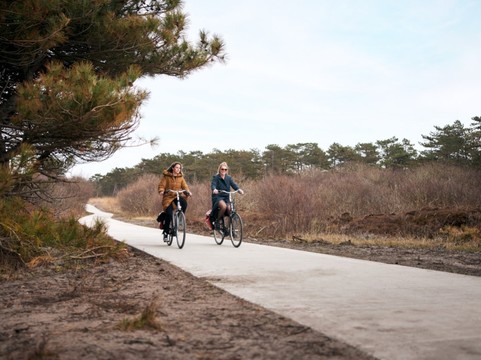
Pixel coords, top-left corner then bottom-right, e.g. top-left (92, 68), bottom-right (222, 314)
top-left (163, 233), bottom-right (168, 242)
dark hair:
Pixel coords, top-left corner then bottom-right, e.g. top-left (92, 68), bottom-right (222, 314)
top-left (167, 161), bottom-right (182, 173)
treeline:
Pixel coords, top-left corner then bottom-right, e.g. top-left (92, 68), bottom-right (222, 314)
top-left (92, 117), bottom-right (481, 196)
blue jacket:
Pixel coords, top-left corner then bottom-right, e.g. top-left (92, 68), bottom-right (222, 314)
top-left (211, 174), bottom-right (240, 204)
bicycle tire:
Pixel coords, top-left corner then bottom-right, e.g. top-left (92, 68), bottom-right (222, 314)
top-left (213, 218), bottom-right (225, 245)
top-left (229, 213), bottom-right (243, 247)
top-left (176, 211), bottom-right (186, 249)
top-left (166, 215), bottom-right (174, 246)
top-left (170, 214), bottom-right (178, 247)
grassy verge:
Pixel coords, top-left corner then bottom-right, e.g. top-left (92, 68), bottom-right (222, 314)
top-left (285, 230), bottom-right (481, 252)
top-left (0, 196), bottom-right (128, 279)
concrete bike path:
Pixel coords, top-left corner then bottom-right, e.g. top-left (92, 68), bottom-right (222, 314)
top-left (80, 205), bottom-right (481, 360)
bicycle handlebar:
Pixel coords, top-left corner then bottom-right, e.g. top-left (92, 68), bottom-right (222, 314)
top-left (218, 189), bottom-right (244, 194)
top-left (166, 189), bottom-right (191, 196)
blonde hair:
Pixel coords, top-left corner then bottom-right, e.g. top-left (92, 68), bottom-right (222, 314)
top-left (217, 162), bottom-right (228, 174)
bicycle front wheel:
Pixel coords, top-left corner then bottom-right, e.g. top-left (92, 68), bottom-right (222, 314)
top-left (176, 211), bottom-right (186, 249)
top-left (229, 213), bottom-right (243, 248)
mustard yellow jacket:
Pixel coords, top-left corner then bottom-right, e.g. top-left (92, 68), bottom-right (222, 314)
top-left (158, 169), bottom-right (190, 210)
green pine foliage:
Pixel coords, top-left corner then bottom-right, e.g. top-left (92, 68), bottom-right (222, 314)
top-left (0, 196), bottom-right (125, 273)
top-left (1, 0), bottom-right (225, 197)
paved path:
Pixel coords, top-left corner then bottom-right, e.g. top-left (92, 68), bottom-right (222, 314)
top-left (80, 205), bottom-right (481, 360)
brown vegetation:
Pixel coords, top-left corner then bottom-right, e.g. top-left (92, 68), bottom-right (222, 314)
top-left (113, 164), bottom-right (481, 251)
top-left (116, 174), bottom-right (162, 216)
top-left (0, 178), bottom-right (124, 279)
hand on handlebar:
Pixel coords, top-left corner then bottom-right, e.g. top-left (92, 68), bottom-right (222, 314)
top-left (163, 189), bottom-right (191, 196)
top-left (215, 189), bottom-right (244, 195)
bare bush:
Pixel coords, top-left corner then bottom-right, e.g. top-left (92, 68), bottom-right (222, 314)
top-left (247, 163), bottom-right (481, 238)
top-left (397, 163), bottom-right (481, 209)
top-left (117, 174), bottom-right (161, 216)
top-left (187, 181), bottom-right (212, 221)
top-left (39, 177), bottom-right (95, 218)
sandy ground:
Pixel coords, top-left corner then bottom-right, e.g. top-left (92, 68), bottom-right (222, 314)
top-left (1, 210), bottom-right (480, 359)
top-left (1, 246), bottom-right (376, 360)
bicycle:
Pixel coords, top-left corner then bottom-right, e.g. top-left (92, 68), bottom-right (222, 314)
top-left (164, 189), bottom-right (189, 249)
top-left (213, 190), bottom-right (244, 247)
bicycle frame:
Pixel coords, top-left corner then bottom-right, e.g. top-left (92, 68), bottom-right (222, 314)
top-left (213, 189), bottom-right (243, 247)
top-left (221, 189), bottom-right (237, 215)
top-left (165, 189), bottom-right (188, 249)
top-left (166, 189), bottom-right (189, 211)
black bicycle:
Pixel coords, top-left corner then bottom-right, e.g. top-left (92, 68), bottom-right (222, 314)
top-left (213, 190), bottom-right (244, 248)
top-left (165, 189), bottom-right (188, 249)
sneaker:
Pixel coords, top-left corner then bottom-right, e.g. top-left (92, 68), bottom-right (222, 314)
top-left (163, 233), bottom-right (168, 242)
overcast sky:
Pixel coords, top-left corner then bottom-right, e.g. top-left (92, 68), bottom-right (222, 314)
top-left (70, 0), bottom-right (481, 178)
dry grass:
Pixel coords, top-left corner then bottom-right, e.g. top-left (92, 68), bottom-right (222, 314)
top-left (0, 196), bottom-right (129, 277)
top-left (89, 195), bottom-right (157, 224)
top-left (88, 196), bottom-right (122, 214)
top-left (289, 231), bottom-right (480, 252)
top-left (27, 337), bottom-right (58, 360)
top-left (116, 300), bottom-right (163, 332)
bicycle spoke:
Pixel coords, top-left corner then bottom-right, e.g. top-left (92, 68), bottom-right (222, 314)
top-left (176, 211), bottom-right (186, 249)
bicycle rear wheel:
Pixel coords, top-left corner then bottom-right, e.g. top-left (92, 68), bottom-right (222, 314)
top-left (166, 219), bottom-right (173, 246)
top-left (176, 211), bottom-right (186, 249)
top-left (213, 218), bottom-right (225, 245)
top-left (229, 213), bottom-right (243, 248)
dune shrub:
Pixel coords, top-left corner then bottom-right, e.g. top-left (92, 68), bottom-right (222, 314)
top-left (246, 163), bottom-right (481, 238)
top-left (114, 163), bottom-right (481, 240)
top-left (117, 174), bottom-right (162, 216)
top-left (37, 177), bottom-right (95, 218)
top-left (0, 196), bottom-right (124, 273)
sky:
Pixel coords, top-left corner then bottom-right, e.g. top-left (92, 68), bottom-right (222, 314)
top-left (70, 0), bottom-right (481, 178)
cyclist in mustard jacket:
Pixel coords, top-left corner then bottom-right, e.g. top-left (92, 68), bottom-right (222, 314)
top-left (158, 162), bottom-right (191, 241)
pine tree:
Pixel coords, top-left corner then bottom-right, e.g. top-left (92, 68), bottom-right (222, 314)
top-left (420, 120), bottom-right (471, 164)
top-left (0, 0), bottom-right (225, 197)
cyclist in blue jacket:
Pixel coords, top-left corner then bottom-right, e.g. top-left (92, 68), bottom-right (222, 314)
top-left (210, 162), bottom-right (244, 228)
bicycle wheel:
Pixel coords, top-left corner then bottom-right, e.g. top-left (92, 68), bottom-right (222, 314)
top-left (213, 218), bottom-right (225, 245)
top-left (229, 213), bottom-right (243, 248)
top-left (166, 217), bottom-right (174, 246)
top-left (176, 211), bottom-right (186, 249)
